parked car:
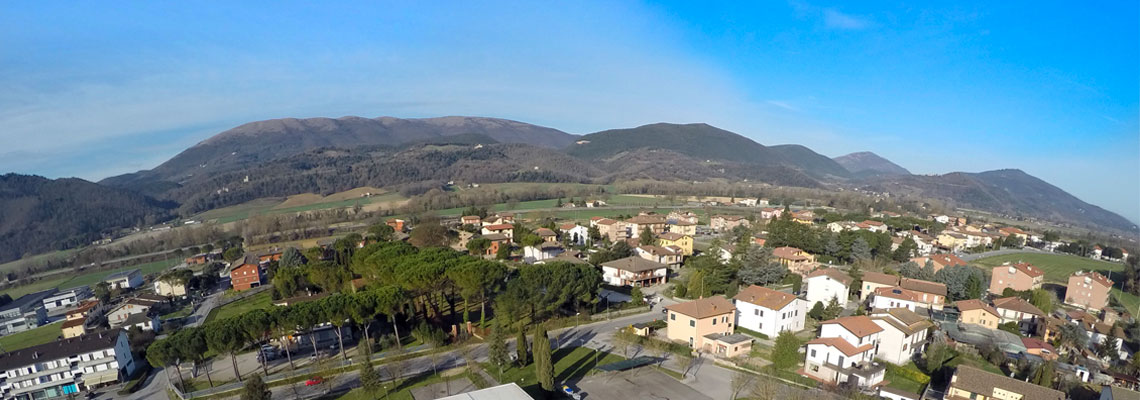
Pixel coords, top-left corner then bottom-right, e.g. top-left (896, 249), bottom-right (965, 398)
top-left (305, 376), bottom-right (324, 386)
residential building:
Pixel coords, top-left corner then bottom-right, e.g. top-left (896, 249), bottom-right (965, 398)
top-left (861, 220), bottom-right (888, 233)
top-left (121, 313), bottom-right (160, 333)
top-left (826, 221), bottom-right (860, 233)
top-left (665, 296), bottom-right (735, 349)
top-left (481, 224), bottom-right (515, 239)
top-left (737, 198), bottom-right (758, 207)
top-left (65, 301), bottom-right (101, 323)
top-left (635, 245), bottom-right (683, 268)
top-left (460, 215), bottom-right (482, 226)
top-left (859, 272), bottom-right (900, 301)
top-left (107, 298), bottom-right (160, 328)
top-left (103, 269), bottom-right (143, 290)
top-left (998, 227), bottom-right (1029, 240)
top-left (41, 287), bottom-right (92, 313)
top-left (600, 257), bottom-right (668, 287)
top-left (804, 316), bottom-right (885, 389)
top-left (909, 254), bottom-right (966, 273)
top-left (559, 223), bottom-right (589, 246)
top-left (752, 234), bottom-right (767, 247)
top-left (522, 243), bottom-right (563, 264)
top-left (733, 285), bottom-right (808, 337)
top-left (229, 262), bottom-right (263, 292)
top-left (709, 215), bottom-right (750, 232)
top-left (898, 278), bottom-right (947, 310)
top-left (760, 207), bottom-right (783, 220)
top-left (935, 231), bottom-right (968, 251)
top-left (386, 218), bottom-right (406, 232)
top-left (483, 213), bottom-right (515, 226)
top-left (594, 218), bottom-right (628, 242)
top-left (1065, 271), bottom-right (1113, 312)
top-left (666, 220), bottom-right (697, 236)
top-left (992, 296), bottom-right (1044, 332)
top-left (956, 299), bottom-right (1000, 330)
top-left (945, 365), bottom-right (1064, 400)
top-left (988, 262), bottom-right (1045, 294)
top-left (153, 278), bottom-right (187, 298)
top-left (1021, 337), bottom-right (1058, 361)
top-left (438, 383), bottom-right (534, 400)
top-left (902, 231), bottom-right (936, 255)
top-left (871, 287), bottom-right (924, 312)
top-left (791, 210), bottom-right (814, 224)
top-left (870, 308), bottom-right (933, 365)
top-left (255, 249), bottom-right (283, 263)
top-left (0, 330), bottom-right (137, 400)
top-left (656, 232), bottom-right (693, 256)
top-left (805, 268), bottom-right (851, 307)
top-left (482, 233), bottom-right (511, 256)
top-left (61, 318), bottom-right (87, 339)
top-left (534, 228), bottom-right (558, 243)
top-left (0, 290), bottom-right (54, 336)
top-left (666, 210), bottom-right (699, 224)
top-left (1099, 385), bottom-right (1140, 400)
top-left (773, 246), bottom-right (816, 276)
top-left (627, 214), bottom-right (667, 238)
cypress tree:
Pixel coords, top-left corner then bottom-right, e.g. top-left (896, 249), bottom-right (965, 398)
top-left (515, 327), bottom-right (529, 366)
top-left (533, 325), bottom-right (554, 393)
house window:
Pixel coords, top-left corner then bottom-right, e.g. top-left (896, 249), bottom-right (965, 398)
top-left (754, 309), bottom-right (759, 316)
top-left (759, 323), bottom-right (763, 329)
top-left (690, 320), bottom-right (695, 327)
top-left (759, 310), bottom-right (764, 317)
top-left (712, 319), bottom-right (717, 326)
top-left (671, 313), bottom-right (676, 321)
top-left (903, 343), bottom-right (908, 351)
top-left (810, 349), bottom-right (817, 357)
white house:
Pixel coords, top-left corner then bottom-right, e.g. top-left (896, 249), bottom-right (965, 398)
top-left (869, 308), bottom-right (933, 365)
top-left (992, 297), bottom-right (1044, 333)
top-left (103, 269), bottom-right (143, 290)
top-left (41, 287), bottom-right (92, 313)
top-left (805, 268), bottom-right (851, 307)
top-left (481, 224), bottom-right (514, 239)
top-left (871, 287), bottom-right (923, 312)
top-left (804, 316), bottom-right (885, 389)
top-left (559, 223), bottom-right (590, 246)
top-left (733, 285), bottom-right (809, 337)
top-left (737, 198), bottom-right (758, 207)
top-left (600, 257), bottom-right (667, 287)
top-left (0, 329), bottom-right (137, 399)
top-left (522, 243), bottom-right (564, 264)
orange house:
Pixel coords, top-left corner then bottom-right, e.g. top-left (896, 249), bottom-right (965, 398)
top-left (988, 262), bottom-right (1045, 294)
top-left (387, 218), bottom-right (407, 232)
top-left (1065, 271), bottom-right (1113, 312)
top-left (230, 263), bottom-right (263, 291)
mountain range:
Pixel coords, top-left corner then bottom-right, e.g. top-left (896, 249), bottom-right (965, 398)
top-left (0, 115), bottom-right (1134, 262)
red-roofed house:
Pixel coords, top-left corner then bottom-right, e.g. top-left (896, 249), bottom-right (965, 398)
top-left (481, 224), bottom-right (514, 239)
top-left (988, 262), bottom-right (1045, 294)
top-left (773, 246), bottom-right (816, 276)
top-left (1065, 271), bottom-right (1113, 312)
top-left (804, 316), bottom-right (885, 389)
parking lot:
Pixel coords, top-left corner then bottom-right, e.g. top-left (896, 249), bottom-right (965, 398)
top-left (575, 369), bottom-right (712, 400)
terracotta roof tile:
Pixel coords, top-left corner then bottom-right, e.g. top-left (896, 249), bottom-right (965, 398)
top-left (806, 337), bottom-right (875, 357)
top-left (821, 315), bottom-right (883, 337)
top-left (657, 232), bottom-right (687, 241)
top-left (862, 271), bottom-right (899, 286)
top-left (900, 278), bottom-right (947, 297)
top-left (806, 268), bottom-right (852, 286)
top-left (666, 295), bottom-right (735, 319)
top-left (601, 256), bottom-right (667, 273)
top-left (955, 299), bottom-right (999, 318)
top-left (949, 365), bottom-right (1064, 400)
top-left (1071, 271), bottom-right (1113, 288)
top-left (992, 297), bottom-right (1044, 316)
top-left (733, 285), bottom-right (797, 310)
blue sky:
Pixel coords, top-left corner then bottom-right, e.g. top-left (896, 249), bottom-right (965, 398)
top-left (1, 1), bottom-right (1137, 223)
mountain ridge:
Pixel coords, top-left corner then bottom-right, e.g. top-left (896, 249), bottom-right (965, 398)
top-left (833, 151), bottom-right (911, 176)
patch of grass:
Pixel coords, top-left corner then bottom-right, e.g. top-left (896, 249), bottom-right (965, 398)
top-left (162, 304), bottom-right (194, 320)
top-left (0, 321), bottom-right (63, 351)
top-left (205, 290), bottom-right (274, 323)
top-left (736, 326), bottom-right (770, 340)
top-left (973, 253), bottom-right (1123, 283)
top-left (883, 362), bottom-right (930, 394)
top-left (946, 352), bottom-right (1003, 375)
top-left (333, 372), bottom-right (466, 400)
top-left (0, 276), bottom-right (71, 299)
top-left (484, 346), bottom-right (625, 397)
top-left (0, 249), bottom-right (78, 275)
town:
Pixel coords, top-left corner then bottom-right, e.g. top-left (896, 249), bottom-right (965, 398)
top-left (0, 197), bottom-right (1136, 400)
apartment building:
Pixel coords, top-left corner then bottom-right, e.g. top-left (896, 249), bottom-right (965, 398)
top-left (0, 330), bottom-right (137, 400)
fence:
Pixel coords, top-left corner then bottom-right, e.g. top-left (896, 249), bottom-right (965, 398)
top-left (169, 343), bottom-right (431, 399)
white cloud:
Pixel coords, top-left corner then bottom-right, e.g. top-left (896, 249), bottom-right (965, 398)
top-left (823, 8), bottom-right (871, 30)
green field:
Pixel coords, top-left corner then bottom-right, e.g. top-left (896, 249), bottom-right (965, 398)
top-left (205, 290), bottom-right (274, 323)
top-left (197, 192), bottom-right (406, 224)
top-left (973, 252), bottom-right (1137, 312)
top-left (0, 249), bottom-right (78, 275)
top-left (1, 258), bottom-right (179, 299)
top-left (0, 321), bottom-right (63, 351)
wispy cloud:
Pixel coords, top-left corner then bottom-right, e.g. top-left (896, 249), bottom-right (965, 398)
top-left (823, 8), bottom-right (871, 30)
top-left (765, 100), bottom-right (800, 112)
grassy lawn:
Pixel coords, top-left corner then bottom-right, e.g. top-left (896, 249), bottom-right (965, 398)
top-left (205, 290), bottom-right (274, 323)
top-left (973, 253), bottom-right (1137, 312)
top-left (0, 276), bottom-right (71, 299)
top-left (883, 362), bottom-right (930, 394)
top-left (161, 303), bottom-right (194, 320)
top-left (946, 352), bottom-right (1004, 375)
top-left (0, 321), bottom-right (63, 351)
top-left (484, 346), bottom-right (625, 397)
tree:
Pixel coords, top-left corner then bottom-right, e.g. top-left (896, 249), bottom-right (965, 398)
top-left (178, 328), bottom-right (214, 387)
top-left (359, 346), bottom-right (382, 395)
top-left (1096, 335), bottom-right (1119, 362)
top-left (465, 238), bottom-right (491, 255)
top-left (1029, 289), bottom-right (1054, 313)
top-left (373, 285), bottom-right (407, 346)
top-left (771, 331), bottom-right (801, 370)
top-left (998, 322), bottom-right (1021, 336)
top-left (964, 273), bottom-right (984, 300)
top-left (321, 294), bottom-right (354, 360)
top-left (280, 247), bottom-right (306, 268)
top-left (515, 327), bottom-right (529, 366)
top-left (488, 321), bottom-right (510, 380)
top-left (94, 281), bottom-right (111, 303)
top-left (145, 339), bottom-right (185, 390)
top-left (808, 301), bottom-right (825, 320)
top-left (935, 265), bottom-right (986, 301)
top-left (892, 237), bottom-right (917, 262)
top-left (823, 297), bottom-right (843, 320)
top-left (307, 261), bottom-right (351, 293)
top-left (409, 223), bottom-right (449, 248)
top-left (850, 237), bottom-right (872, 262)
top-left (639, 226), bottom-right (656, 246)
top-left (921, 341), bottom-right (955, 374)
top-left (897, 261), bottom-right (933, 281)
top-left (630, 287), bottom-right (645, 306)
top-left (495, 242), bottom-right (511, 260)
top-left (532, 325), bottom-right (555, 393)
top-left (448, 260), bottom-right (506, 325)
top-left (731, 369), bottom-right (754, 400)
top-left (737, 246), bottom-right (786, 286)
top-left (224, 247), bottom-right (244, 262)
top-left (1030, 361), bottom-right (1054, 388)
top-left (205, 318), bottom-right (247, 383)
top-left (368, 223), bottom-right (396, 241)
top-left (240, 374), bottom-right (271, 400)
top-left (241, 309), bottom-right (274, 375)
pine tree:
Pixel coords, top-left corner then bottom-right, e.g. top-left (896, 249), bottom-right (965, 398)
top-left (515, 327), bottom-right (529, 366)
top-left (240, 374), bottom-right (271, 400)
top-left (532, 325), bottom-right (555, 392)
top-left (489, 322), bottom-right (510, 368)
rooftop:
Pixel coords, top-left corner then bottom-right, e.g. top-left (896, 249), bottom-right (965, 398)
top-left (949, 365), bottom-right (1064, 400)
top-left (862, 271), bottom-right (899, 286)
top-left (806, 337), bottom-right (875, 356)
top-left (705, 333), bottom-right (753, 345)
top-left (955, 299), bottom-right (999, 317)
top-left (657, 232), bottom-right (687, 241)
top-left (0, 329), bottom-right (123, 372)
top-left (805, 268), bottom-right (852, 285)
top-left (733, 285), bottom-right (798, 310)
top-left (438, 383), bottom-right (534, 400)
top-left (821, 315), bottom-right (883, 337)
top-left (601, 256), bottom-right (667, 273)
top-left (666, 295), bottom-right (735, 319)
top-left (992, 297), bottom-right (1044, 316)
top-left (899, 278), bottom-right (947, 297)
top-left (104, 269), bottom-right (141, 281)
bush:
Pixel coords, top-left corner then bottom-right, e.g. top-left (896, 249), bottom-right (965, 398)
top-left (885, 363), bottom-right (931, 385)
top-left (673, 283), bottom-right (688, 298)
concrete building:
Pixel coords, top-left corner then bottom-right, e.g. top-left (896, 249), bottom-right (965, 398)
top-left (559, 223), bottom-right (589, 246)
top-left (0, 330), bottom-right (137, 400)
top-left (869, 308), bottom-right (933, 365)
top-left (703, 333), bottom-right (753, 358)
top-left (0, 290), bottom-right (55, 336)
top-left (805, 268), bottom-right (851, 307)
top-left (153, 278), bottom-right (187, 297)
top-left (438, 383), bottom-right (533, 400)
top-left (956, 299), bottom-right (1000, 330)
top-left (103, 269), bottom-right (143, 290)
top-left (522, 243), bottom-right (564, 264)
top-left (626, 215), bottom-right (667, 238)
top-left (230, 262), bottom-right (263, 292)
top-left (656, 232), bottom-right (693, 256)
top-left (1065, 271), bottom-right (1113, 312)
top-left (988, 262), bottom-right (1044, 294)
top-left (709, 215), bottom-right (750, 232)
top-left (992, 296), bottom-right (1044, 332)
top-left (733, 285), bottom-right (808, 337)
top-left (665, 296), bottom-right (735, 349)
top-left (41, 287), bottom-right (92, 313)
top-left (898, 278), bottom-right (947, 311)
top-left (600, 257), bottom-right (668, 287)
top-left (871, 287), bottom-right (924, 312)
top-left (859, 272), bottom-right (899, 301)
top-left (773, 246), bottom-right (816, 276)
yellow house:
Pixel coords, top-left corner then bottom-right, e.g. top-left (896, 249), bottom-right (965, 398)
top-left (956, 299), bottom-right (1000, 330)
top-left (936, 231), bottom-right (967, 250)
top-left (61, 318), bottom-right (86, 338)
top-left (665, 296), bottom-right (735, 349)
top-left (657, 232), bottom-right (693, 256)
top-left (153, 279), bottom-right (187, 297)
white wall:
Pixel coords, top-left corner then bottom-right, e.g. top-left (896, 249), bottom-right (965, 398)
top-left (806, 277), bottom-right (848, 307)
top-left (871, 295), bottom-right (919, 312)
top-left (735, 299), bottom-right (807, 337)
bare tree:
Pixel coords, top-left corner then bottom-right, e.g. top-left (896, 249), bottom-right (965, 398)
top-left (731, 369), bottom-right (755, 399)
top-left (749, 374), bottom-right (782, 400)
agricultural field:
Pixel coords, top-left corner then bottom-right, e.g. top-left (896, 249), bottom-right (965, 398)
top-left (0, 321), bottom-right (63, 351)
top-left (0, 258), bottom-right (179, 299)
top-left (0, 249), bottom-right (78, 275)
top-left (195, 188), bottom-right (406, 224)
top-left (204, 290), bottom-right (274, 323)
top-left (973, 252), bottom-right (1137, 312)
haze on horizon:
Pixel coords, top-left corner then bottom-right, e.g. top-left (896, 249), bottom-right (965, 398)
top-left (1, 1), bottom-right (1137, 223)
